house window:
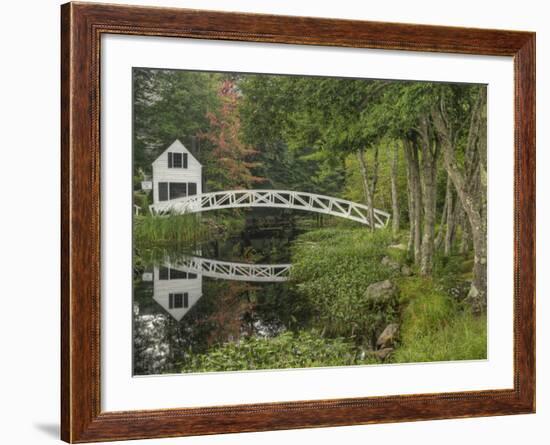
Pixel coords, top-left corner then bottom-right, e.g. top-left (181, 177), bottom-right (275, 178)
top-left (169, 293), bottom-right (182, 309)
top-left (158, 182), bottom-right (168, 202)
top-left (158, 268), bottom-right (195, 280)
top-left (170, 269), bottom-right (187, 279)
top-left (168, 292), bottom-right (189, 309)
top-left (169, 182), bottom-right (187, 200)
top-left (168, 152), bottom-right (188, 169)
top-left (158, 182), bottom-right (197, 202)
top-left (159, 266), bottom-right (169, 280)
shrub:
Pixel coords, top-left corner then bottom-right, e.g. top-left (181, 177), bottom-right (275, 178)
top-left (290, 228), bottom-right (399, 343)
top-left (133, 191), bottom-right (150, 214)
top-left (182, 330), bottom-right (379, 372)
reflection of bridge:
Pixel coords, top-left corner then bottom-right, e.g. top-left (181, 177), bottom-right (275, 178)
top-left (144, 257), bottom-right (291, 321)
top-left (150, 190), bottom-right (391, 228)
top-left (171, 256), bottom-right (291, 282)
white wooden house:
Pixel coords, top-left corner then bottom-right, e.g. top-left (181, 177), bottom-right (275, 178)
top-left (151, 140), bottom-right (202, 205)
top-left (152, 264), bottom-right (203, 321)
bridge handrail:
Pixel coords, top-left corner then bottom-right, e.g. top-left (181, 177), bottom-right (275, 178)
top-left (168, 256), bottom-right (292, 282)
top-left (150, 189), bottom-right (390, 228)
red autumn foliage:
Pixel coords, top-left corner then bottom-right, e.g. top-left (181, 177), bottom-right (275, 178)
top-left (201, 79), bottom-right (265, 189)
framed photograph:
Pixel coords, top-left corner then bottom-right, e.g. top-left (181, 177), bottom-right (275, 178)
top-left (61, 2), bottom-right (535, 442)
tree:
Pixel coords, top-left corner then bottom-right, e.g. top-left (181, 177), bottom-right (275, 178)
top-left (239, 75), bottom-right (343, 195)
top-left (390, 140), bottom-right (401, 239)
top-left (418, 115), bottom-right (440, 276)
top-left (200, 79), bottom-right (264, 190)
top-left (133, 68), bottom-right (218, 175)
top-left (402, 135), bottom-right (423, 263)
top-left (432, 86), bottom-right (487, 309)
top-left (246, 76), bottom-right (389, 229)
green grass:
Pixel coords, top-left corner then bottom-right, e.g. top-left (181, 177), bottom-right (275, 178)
top-left (169, 226), bottom-right (486, 372)
top-left (391, 277), bottom-right (487, 363)
top-left (290, 227), bottom-right (399, 342)
top-left (182, 330), bottom-right (379, 373)
top-left (134, 210), bottom-right (248, 247)
top-left (134, 213), bottom-right (209, 246)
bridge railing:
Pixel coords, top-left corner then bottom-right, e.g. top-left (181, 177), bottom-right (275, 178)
top-left (150, 189), bottom-right (390, 228)
top-left (169, 256), bottom-right (292, 282)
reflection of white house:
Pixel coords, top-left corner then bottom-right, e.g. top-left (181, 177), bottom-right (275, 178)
top-left (152, 265), bottom-right (203, 321)
top-left (151, 140), bottom-right (202, 205)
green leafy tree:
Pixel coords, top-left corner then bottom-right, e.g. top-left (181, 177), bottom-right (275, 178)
top-left (133, 68), bottom-right (219, 175)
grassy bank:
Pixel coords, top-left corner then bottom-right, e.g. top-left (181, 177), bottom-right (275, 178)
top-left (290, 228), bottom-right (400, 343)
top-left (176, 227), bottom-right (486, 372)
top-left (134, 211), bottom-right (246, 247)
top-left (134, 213), bottom-right (208, 245)
top-left (390, 276), bottom-right (487, 363)
top-left (290, 227), bottom-right (487, 364)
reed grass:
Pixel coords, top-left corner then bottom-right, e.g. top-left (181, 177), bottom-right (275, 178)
top-left (134, 213), bottom-right (209, 246)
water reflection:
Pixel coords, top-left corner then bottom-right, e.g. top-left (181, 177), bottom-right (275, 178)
top-left (144, 264), bottom-right (202, 322)
top-left (133, 225), bottom-right (308, 375)
top-left (143, 257), bottom-right (291, 321)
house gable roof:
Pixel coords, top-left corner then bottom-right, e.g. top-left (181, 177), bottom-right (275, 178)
top-left (152, 139), bottom-right (202, 166)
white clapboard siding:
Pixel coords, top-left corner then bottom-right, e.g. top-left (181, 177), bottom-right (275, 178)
top-left (152, 265), bottom-right (203, 321)
top-left (152, 140), bottom-right (203, 205)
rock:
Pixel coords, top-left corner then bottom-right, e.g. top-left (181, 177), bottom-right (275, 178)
top-left (364, 280), bottom-right (397, 303)
top-left (467, 284), bottom-right (480, 300)
top-left (374, 347), bottom-right (394, 360)
top-left (376, 323), bottom-right (400, 349)
top-left (466, 284), bottom-right (487, 314)
top-left (401, 265), bottom-right (412, 276)
top-left (381, 256), bottom-right (400, 272)
top-left (449, 281), bottom-right (470, 301)
top-left (389, 243), bottom-right (407, 251)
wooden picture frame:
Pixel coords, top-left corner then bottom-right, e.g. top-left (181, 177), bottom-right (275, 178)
top-left (61, 2), bottom-right (535, 442)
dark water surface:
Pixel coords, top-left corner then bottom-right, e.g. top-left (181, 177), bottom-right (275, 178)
top-left (133, 216), bottom-right (312, 375)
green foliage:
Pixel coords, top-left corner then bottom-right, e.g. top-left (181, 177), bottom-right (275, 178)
top-left (133, 68), bottom-right (219, 175)
top-left (432, 251), bottom-right (475, 295)
top-left (343, 139), bottom-right (409, 214)
top-left (391, 277), bottom-right (487, 363)
top-left (131, 67), bottom-right (488, 375)
top-left (133, 192), bottom-right (150, 214)
top-left (290, 228), bottom-right (399, 342)
top-left (183, 330), bottom-right (379, 372)
top-left (386, 245), bottom-right (410, 267)
top-left (239, 75), bottom-right (365, 196)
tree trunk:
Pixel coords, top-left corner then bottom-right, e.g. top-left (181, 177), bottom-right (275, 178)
top-left (371, 144), bottom-right (380, 197)
top-left (418, 117), bottom-right (439, 276)
top-left (444, 186), bottom-right (457, 256)
top-left (403, 137), bottom-right (423, 264)
top-left (356, 148), bottom-right (376, 231)
top-left (435, 175), bottom-right (450, 251)
top-left (405, 148), bottom-right (415, 255)
top-left (432, 94), bottom-right (487, 310)
top-left (460, 216), bottom-right (471, 254)
top-left (390, 141), bottom-right (400, 239)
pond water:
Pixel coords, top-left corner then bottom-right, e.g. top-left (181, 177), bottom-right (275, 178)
top-left (133, 214), bottom-right (313, 375)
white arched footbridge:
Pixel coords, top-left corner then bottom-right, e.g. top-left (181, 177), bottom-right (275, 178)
top-left (150, 190), bottom-right (390, 228)
top-left (171, 256), bottom-right (291, 282)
